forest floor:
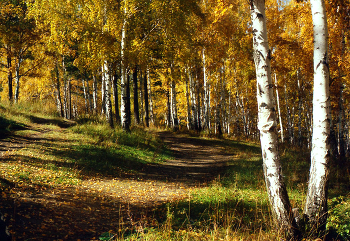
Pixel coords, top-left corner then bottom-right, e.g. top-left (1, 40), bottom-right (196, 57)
top-left (0, 120), bottom-right (235, 240)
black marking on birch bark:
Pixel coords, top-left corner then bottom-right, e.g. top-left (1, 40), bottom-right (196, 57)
top-left (258, 51), bottom-right (265, 60)
top-left (257, 13), bottom-right (264, 19)
top-left (322, 52), bottom-right (329, 69)
top-left (258, 84), bottom-right (264, 95)
top-left (260, 102), bottom-right (268, 108)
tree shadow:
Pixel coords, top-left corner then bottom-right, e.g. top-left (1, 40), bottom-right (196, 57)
top-left (0, 116), bottom-right (28, 139)
top-left (25, 114), bottom-right (76, 128)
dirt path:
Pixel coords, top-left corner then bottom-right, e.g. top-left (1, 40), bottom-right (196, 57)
top-left (0, 128), bottom-right (233, 240)
top-left (143, 132), bottom-right (229, 183)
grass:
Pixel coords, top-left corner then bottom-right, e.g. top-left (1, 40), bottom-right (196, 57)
top-left (0, 101), bottom-right (349, 240)
top-left (117, 143), bottom-right (349, 240)
top-left (0, 102), bottom-right (171, 188)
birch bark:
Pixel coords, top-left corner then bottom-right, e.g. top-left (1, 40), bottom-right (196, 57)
top-left (103, 62), bottom-right (114, 128)
top-left (250, 0), bottom-right (297, 237)
top-left (92, 75), bottom-right (98, 113)
top-left (14, 58), bottom-right (23, 103)
top-left (82, 79), bottom-right (89, 113)
top-left (186, 69), bottom-right (192, 130)
top-left (54, 62), bottom-right (63, 117)
top-left (203, 48), bottom-right (210, 130)
top-left (120, 4), bottom-right (130, 131)
top-left (274, 73), bottom-right (284, 142)
top-left (304, 0), bottom-right (331, 232)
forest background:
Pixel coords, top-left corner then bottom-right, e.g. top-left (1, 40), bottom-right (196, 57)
top-left (0, 0), bottom-right (349, 150)
top-left (0, 0), bottom-right (350, 240)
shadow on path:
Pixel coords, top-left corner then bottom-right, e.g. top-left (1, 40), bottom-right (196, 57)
top-left (141, 132), bottom-right (230, 184)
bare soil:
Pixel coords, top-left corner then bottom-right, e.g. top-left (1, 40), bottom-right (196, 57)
top-left (0, 127), bottom-right (233, 240)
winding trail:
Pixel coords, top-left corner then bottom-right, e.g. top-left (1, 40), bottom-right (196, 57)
top-left (0, 126), bottom-right (235, 240)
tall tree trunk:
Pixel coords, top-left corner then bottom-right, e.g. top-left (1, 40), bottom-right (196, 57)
top-left (103, 62), bottom-right (114, 128)
top-left (147, 67), bottom-right (154, 125)
top-left (144, 71), bottom-right (149, 127)
top-left (139, 71), bottom-right (144, 124)
top-left (297, 71), bottom-right (303, 147)
top-left (250, 0), bottom-right (297, 237)
top-left (126, 73), bottom-right (131, 128)
top-left (113, 73), bottom-right (120, 125)
top-left (338, 83), bottom-right (345, 163)
top-left (62, 57), bottom-right (68, 119)
top-left (186, 67), bottom-right (192, 130)
top-left (84, 77), bottom-right (93, 113)
top-left (190, 71), bottom-right (198, 130)
top-left (7, 56), bottom-right (13, 102)
top-left (196, 74), bottom-right (201, 131)
top-left (170, 67), bottom-right (179, 131)
top-left (62, 57), bottom-right (72, 120)
top-left (101, 74), bottom-right (106, 115)
top-left (92, 75), bottom-right (98, 114)
top-left (221, 65), bottom-right (227, 134)
top-left (203, 48), bottom-right (210, 130)
top-left (274, 73), bottom-right (284, 142)
top-left (14, 58), bottom-right (22, 103)
top-left (284, 83), bottom-right (294, 144)
top-left (228, 89), bottom-right (231, 134)
top-left (63, 78), bottom-right (68, 119)
top-left (133, 66), bottom-right (140, 125)
top-left (67, 79), bottom-right (72, 119)
top-left (120, 6), bottom-right (129, 131)
top-left (54, 62), bottom-right (63, 117)
top-left (166, 89), bottom-right (171, 128)
top-left (82, 79), bottom-right (89, 113)
top-left (304, 0), bottom-right (331, 233)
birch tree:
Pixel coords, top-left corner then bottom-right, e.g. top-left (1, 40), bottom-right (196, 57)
top-left (120, 2), bottom-right (130, 131)
top-left (304, 0), bottom-right (331, 233)
top-left (249, 0), bottom-right (297, 237)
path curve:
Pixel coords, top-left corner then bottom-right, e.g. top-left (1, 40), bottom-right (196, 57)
top-left (0, 128), bottom-right (233, 240)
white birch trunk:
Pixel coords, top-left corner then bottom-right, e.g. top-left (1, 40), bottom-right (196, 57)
top-left (274, 73), bottom-right (284, 142)
top-left (101, 74), bottom-right (106, 115)
top-left (170, 66), bottom-right (179, 130)
top-left (92, 75), bottom-right (98, 113)
top-left (54, 62), bottom-right (63, 117)
top-left (250, 0), bottom-right (296, 236)
top-left (103, 62), bottom-right (114, 127)
top-left (304, 0), bottom-right (330, 231)
top-left (120, 5), bottom-right (129, 131)
top-left (82, 79), bottom-right (89, 113)
top-left (190, 70), bottom-right (197, 130)
top-left (203, 48), bottom-right (210, 130)
top-left (186, 68), bottom-right (191, 130)
top-left (297, 72), bottom-right (303, 146)
top-left (14, 58), bottom-right (23, 103)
